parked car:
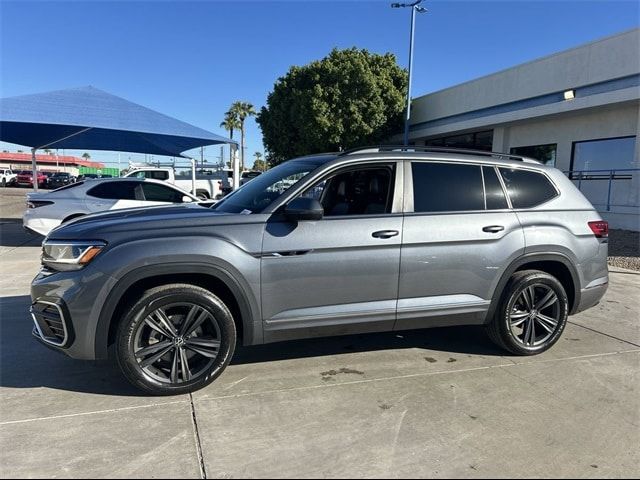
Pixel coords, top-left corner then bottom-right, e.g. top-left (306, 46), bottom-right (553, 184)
top-left (46, 172), bottom-right (74, 189)
top-left (1, 168), bottom-right (16, 187)
top-left (23, 177), bottom-right (201, 236)
top-left (30, 147), bottom-right (609, 395)
top-left (123, 167), bottom-right (228, 200)
top-left (240, 170), bottom-right (262, 185)
top-left (76, 173), bottom-right (99, 181)
top-left (16, 170), bottom-right (47, 188)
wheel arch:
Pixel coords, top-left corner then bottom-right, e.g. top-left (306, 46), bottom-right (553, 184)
top-left (486, 253), bottom-right (580, 323)
top-left (95, 263), bottom-right (258, 360)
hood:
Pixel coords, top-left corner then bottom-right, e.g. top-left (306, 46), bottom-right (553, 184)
top-left (46, 203), bottom-right (255, 240)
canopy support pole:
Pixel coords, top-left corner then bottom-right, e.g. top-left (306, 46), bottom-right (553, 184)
top-left (31, 148), bottom-right (38, 192)
top-left (232, 145), bottom-right (240, 191)
top-left (191, 158), bottom-right (197, 195)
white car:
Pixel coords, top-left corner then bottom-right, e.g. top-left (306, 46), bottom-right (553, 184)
top-left (23, 177), bottom-right (203, 236)
top-left (1, 169), bottom-right (16, 187)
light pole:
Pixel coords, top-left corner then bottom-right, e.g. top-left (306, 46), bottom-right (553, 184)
top-left (391, 0), bottom-right (426, 147)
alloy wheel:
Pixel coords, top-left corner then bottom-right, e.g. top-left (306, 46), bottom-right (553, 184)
top-left (133, 302), bottom-right (222, 384)
top-left (508, 283), bottom-right (561, 347)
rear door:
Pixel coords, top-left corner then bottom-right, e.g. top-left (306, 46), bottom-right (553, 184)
top-left (396, 161), bottom-right (524, 330)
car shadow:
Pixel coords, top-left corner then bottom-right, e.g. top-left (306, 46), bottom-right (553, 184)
top-left (231, 325), bottom-right (503, 366)
top-left (1, 294), bottom-right (503, 396)
top-left (0, 220), bottom-right (43, 247)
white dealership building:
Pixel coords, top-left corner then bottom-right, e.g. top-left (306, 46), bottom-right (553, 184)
top-left (408, 28), bottom-right (639, 230)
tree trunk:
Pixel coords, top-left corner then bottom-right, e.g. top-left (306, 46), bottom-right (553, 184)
top-left (240, 124), bottom-right (245, 172)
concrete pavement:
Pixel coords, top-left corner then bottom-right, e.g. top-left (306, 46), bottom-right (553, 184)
top-left (0, 221), bottom-right (638, 478)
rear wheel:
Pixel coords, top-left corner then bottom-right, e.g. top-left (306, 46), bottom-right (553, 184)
top-left (116, 284), bottom-right (236, 395)
top-left (196, 189), bottom-right (210, 201)
top-left (1, 178), bottom-right (5, 187)
top-left (486, 270), bottom-right (568, 355)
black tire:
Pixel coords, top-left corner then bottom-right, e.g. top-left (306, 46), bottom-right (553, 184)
top-left (1, 178), bottom-right (6, 187)
top-left (196, 190), bottom-right (210, 201)
top-left (116, 284), bottom-right (236, 395)
top-left (486, 270), bottom-right (569, 355)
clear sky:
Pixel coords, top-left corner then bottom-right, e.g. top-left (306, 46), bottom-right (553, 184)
top-left (1, 0), bottom-right (638, 168)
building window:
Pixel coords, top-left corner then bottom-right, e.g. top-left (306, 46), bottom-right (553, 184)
top-left (425, 130), bottom-right (493, 152)
top-left (571, 136), bottom-right (636, 172)
top-left (510, 144), bottom-right (557, 166)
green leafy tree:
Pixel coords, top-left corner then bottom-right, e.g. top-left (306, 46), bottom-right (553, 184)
top-left (257, 48), bottom-right (407, 165)
top-left (220, 112), bottom-right (241, 164)
top-left (82, 152), bottom-right (91, 160)
top-left (229, 101), bottom-right (256, 171)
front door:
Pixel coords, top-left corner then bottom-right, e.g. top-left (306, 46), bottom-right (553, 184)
top-left (261, 162), bottom-right (404, 343)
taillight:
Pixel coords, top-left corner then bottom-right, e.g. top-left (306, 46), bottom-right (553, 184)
top-left (27, 200), bottom-right (54, 209)
top-left (588, 221), bottom-right (609, 238)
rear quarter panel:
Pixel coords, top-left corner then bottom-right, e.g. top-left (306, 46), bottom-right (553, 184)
top-left (515, 169), bottom-right (609, 290)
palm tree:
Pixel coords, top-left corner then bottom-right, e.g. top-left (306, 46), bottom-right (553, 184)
top-left (253, 152), bottom-right (266, 171)
top-left (229, 101), bottom-right (256, 171)
top-left (220, 112), bottom-right (241, 165)
top-left (82, 152), bottom-right (91, 160)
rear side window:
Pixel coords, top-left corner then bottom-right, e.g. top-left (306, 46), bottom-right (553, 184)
top-left (482, 166), bottom-right (509, 210)
top-left (130, 170), bottom-right (169, 180)
top-left (499, 168), bottom-right (558, 208)
top-left (142, 183), bottom-right (184, 203)
top-left (411, 162), bottom-right (484, 212)
top-left (88, 182), bottom-right (142, 200)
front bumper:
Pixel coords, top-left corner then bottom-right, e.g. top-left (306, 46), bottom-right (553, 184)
top-left (30, 266), bottom-right (118, 360)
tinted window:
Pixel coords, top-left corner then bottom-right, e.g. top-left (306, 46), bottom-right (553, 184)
top-left (88, 181), bottom-right (140, 200)
top-left (482, 166), bottom-right (509, 210)
top-left (412, 163), bottom-right (484, 212)
top-left (142, 183), bottom-right (184, 203)
top-left (302, 166), bottom-right (394, 216)
top-left (511, 144), bottom-right (557, 166)
top-left (499, 168), bottom-right (557, 208)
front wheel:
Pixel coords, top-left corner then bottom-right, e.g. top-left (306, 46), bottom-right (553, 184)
top-left (486, 270), bottom-right (569, 355)
top-left (116, 284), bottom-right (236, 395)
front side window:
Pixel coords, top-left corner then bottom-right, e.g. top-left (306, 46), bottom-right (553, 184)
top-left (411, 162), bottom-right (484, 213)
top-left (301, 165), bottom-right (394, 216)
top-left (142, 183), bottom-right (184, 203)
top-left (88, 181), bottom-right (142, 200)
top-left (499, 168), bottom-right (557, 208)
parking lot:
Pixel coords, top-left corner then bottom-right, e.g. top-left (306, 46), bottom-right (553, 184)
top-left (1, 190), bottom-right (639, 478)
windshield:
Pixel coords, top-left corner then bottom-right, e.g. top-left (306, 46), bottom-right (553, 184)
top-left (213, 160), bottom-right (319, 214)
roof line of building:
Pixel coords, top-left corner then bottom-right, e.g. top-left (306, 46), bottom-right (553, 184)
top-left (412, 27), bottom-right (640, 101)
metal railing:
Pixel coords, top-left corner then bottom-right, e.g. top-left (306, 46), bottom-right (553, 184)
top-left (564, 168), bottom-right (639, 211)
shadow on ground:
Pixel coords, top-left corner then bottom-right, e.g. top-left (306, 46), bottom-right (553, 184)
top-left (0, 220), bottom-right (42, 247)
top-left (0, 294), bottom-right (503, 396)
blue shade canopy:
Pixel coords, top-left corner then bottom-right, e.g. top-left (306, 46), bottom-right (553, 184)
top-left (0, 86), bottom-right (235, 157)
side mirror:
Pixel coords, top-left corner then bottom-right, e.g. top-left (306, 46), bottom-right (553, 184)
top-left (284, 197), bottom-right (324, 221)
top-left (182, 195), bottom-right (194, 203)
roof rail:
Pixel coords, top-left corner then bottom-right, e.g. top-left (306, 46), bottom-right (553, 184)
top-left (339, 145), bottom-right (540, 163)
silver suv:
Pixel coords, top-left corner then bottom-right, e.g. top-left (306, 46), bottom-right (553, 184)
top-left (30, 147), bottom-right (609, 395)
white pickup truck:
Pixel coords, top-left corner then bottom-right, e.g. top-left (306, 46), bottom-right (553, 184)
top-left (123, 167), bottom-right (231, 200)
top-left (1, 169), bottom-right (17, 187)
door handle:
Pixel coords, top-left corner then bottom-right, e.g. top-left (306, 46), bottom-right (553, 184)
top-left (483, 225), bottom-right (505, 233)
top-left (372, 230), bottom-right (399, 239)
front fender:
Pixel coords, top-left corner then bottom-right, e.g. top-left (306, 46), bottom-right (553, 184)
top-left (91, 235), bottom-right (262, 359)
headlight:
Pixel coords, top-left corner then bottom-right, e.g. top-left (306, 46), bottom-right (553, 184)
top-left (42, 240), bottom-right (106, 271)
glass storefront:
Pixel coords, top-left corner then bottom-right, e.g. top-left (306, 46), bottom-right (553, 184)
top-left (425, 130), bottom-right (493, 151)
top-left (510, 144), bottom-right (557, 166)
top-left (571, 136), bottom-right (637, 171)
